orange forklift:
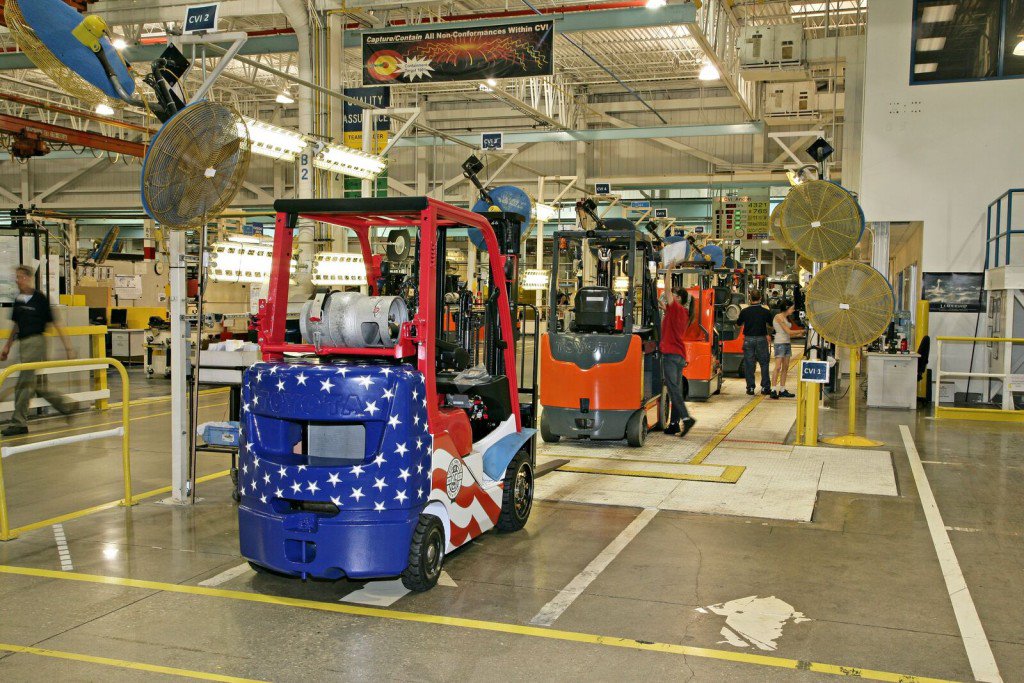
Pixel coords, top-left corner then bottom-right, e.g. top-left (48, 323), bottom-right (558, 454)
top-left (539, 200), bottom-right (665, 447)
top-left (660, 259), bottom-right (724, 402)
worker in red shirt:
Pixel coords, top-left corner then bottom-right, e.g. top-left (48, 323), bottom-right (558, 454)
top-left (661, 286), bottom-right (696, 436)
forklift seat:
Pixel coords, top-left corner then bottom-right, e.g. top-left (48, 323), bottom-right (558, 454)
top-left (572, 287), bottom-right (617, 333)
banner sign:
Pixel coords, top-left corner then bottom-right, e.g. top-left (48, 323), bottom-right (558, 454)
top-left (362, 20), bottom-right (554, 85)
top-left (922, 272), bottom-right (986, 313)
top-left (343, 87), bottom-right (390, 151)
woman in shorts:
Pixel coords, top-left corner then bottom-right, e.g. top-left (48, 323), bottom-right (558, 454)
top-left (770, 299), bottom-right (804, 398)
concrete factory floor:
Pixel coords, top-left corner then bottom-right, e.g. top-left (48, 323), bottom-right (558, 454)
top-left (0, 376), bottom-right (1021, 682)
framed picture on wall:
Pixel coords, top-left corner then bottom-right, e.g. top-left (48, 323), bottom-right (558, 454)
top-left (922, 272), bottom-right (986, 312)
top-left (912, 0), bottom-right (1024, 84)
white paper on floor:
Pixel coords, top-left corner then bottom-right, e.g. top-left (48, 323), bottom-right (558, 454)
top-left (696, 595), bottom-right (810, 651)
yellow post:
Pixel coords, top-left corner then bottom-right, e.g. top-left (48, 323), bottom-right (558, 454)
top-left (916, 299), bottom-right (929, 399)
top-left (92, 331), bottom-right (109, 410)
top-left (795, 379), bottom-right (806, 443)
top-left (0, 437), bottom-right (13, 540)
top-left (823, 346), bottom-right (883, 447)
top-left (805, 381), bottom-right (819, 447)
top-left (110, 358), bottom-right (135, 507)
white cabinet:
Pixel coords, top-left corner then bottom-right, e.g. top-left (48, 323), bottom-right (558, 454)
top-left (866, 353), bottom-right (919, 410)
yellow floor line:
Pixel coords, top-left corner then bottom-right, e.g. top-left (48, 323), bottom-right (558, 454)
top-left (0, 564), bottom-right (955, 683)
top-left (108, 386), bottom-right (230, 408)
top-left (688, 395), bottom-right (766, 465)
top-left (0, 641), bottom-right (264, 682)
top-left (558, 464), bottom-right (745, 483)
top-left (9, 469), bottom-right (231, 536)
top-left (0, 401), bottom-right (229, 445)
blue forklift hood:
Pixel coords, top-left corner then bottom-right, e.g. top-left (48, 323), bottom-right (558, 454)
top-left (237, 362), bottom-right (432, 514)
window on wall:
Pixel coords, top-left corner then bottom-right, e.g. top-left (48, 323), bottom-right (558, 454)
top-left (912, 0), bottom-right (1024, 83)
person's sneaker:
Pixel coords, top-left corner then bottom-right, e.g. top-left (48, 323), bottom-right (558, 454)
top-left (681, 417), bottom-right (697, 437)
top-left (1, 425), bottom-right (28, 437)
top-left (779, 390), bottom-right (796, 398)
top-left (663, 423), bottom-right (680, 435)
top-left (746, 387), bottom-right (755, 396)
top-left (770, 390), bottom-right (779, 400)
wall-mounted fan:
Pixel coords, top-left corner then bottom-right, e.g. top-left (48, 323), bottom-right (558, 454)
top-left (780, 180), bottom-right (863, 263)
top-left (141, 102), bottom-right (251, 230)
top-left (6, 0), bottom-right (252, 229)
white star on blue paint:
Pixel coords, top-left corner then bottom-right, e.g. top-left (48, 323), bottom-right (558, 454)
top-left (321, 378), bottom-right (335, 392)
top-left (350, 487), bottom-right (365, 501)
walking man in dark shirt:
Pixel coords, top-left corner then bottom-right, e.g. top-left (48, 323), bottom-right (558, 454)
top-left (735, 290), bottom-right (774, 396)
top-left (1, 265), bottom-right (75, 436)
top-left (661, 287), bottom-right (696, 437)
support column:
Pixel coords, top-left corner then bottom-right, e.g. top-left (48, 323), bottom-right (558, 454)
top-left (167, 230), bottom-right (191, 504)
top-left (870, 222), bottom-right (890, 277)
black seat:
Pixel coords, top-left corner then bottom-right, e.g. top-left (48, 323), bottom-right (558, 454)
top-left (572, 286), bottom-right (616, 333)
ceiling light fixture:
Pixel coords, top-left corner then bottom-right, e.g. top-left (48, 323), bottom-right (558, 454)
top-left (698, 62), bottom-right (720, 81)
top-left (920, 4), bottom-right (955, 23)
top-left (523, 269), bottom-right (550, 292)
top-left (94, 103), bottom-right (115, 116)
top-left (312, 143), bottom-right (387, 180)
top-left (1014, 39), bottom-right (1024, 56)
top-left (275, 92), bottom-right (295, 104)
top-left (646, 0), bottom-right (667, 8)
top-left (535, 203), bottom-right (558, 222)
top-left (485, 78), bottom-right (498, 87)
top-left (238, 117), bottom-right (308, 162)
top-left (209, 242), bottom-right (295, 284)
top-left (311, 252), bottom-right (368, 286)
top-left (111, 37), bottom-right (128, 51)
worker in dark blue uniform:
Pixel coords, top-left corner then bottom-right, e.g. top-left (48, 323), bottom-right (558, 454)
top-left (1, 265), bottom-right (75, 436)
top-left (736, 289), bottom-right (774, 396)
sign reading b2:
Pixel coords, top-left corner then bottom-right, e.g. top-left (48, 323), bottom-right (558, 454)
top-left (801, 360), bottom-right (830, 384)
top-left (184, 3), bottom-right (220, 34)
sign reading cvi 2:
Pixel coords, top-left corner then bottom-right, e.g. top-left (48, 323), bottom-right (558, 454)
top-left (184, 3), bottom-right (220, 34)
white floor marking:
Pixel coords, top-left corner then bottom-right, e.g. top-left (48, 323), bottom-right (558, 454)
top-left (198, 562), bottom-right (254, 587)
top-left (900, 425), bottom-right (1003, 683)
top-left (530, 507), bottom-right (658, 627)
top-left (341, 579), bottom-right (410, 607)
top-left (696, 595), bottom-right (809, 651)
top-left (340, 571), bottom-right (457, 607)
top-left (52, 524), bottom-right (73, 572)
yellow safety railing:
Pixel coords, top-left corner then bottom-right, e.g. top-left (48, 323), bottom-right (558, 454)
top-left (934, 336), bottom-right (1024, 422)
top-left (0, 357), bottom-right (134, 541)
top-left (0, 326), bottom-right (110, 410)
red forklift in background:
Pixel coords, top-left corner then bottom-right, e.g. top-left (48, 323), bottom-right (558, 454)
top-left (660, 263), bottom-right (724, 402)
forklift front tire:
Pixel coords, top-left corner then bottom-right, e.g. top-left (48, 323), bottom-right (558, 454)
top-left (539, 414), bottom-right (560, 443)
top-left (401, 514), bottom-right (446, 592)
top-left (496, 450), bottom-right (533, 532)
top-left (626, 411), bottom-right (647, 448)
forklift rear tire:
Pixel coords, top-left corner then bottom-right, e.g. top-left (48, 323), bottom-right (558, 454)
top-left (401, 514), bottom-right (445, 592)
top-left (626, 411), bottom-right (647, 448)
top-left (496, 450), bottom-right (533, 532)
top-left (539, 414), bottom-right (560, 443)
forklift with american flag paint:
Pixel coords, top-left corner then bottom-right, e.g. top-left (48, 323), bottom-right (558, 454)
top-left (237, 194), bottom-right (537, 590)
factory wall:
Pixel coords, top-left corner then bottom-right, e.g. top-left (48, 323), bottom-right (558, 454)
top-left (859, 0), bottom-right (1024, 380)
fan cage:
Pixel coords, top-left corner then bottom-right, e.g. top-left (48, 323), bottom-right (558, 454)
top-left (780, 180), bottom-right (864, 263)
top-left (804, 260), bottom-right (894, 348)
top-left (3, 0), bottom-right (124, 110)
top-left (142, 102), bottom-right (251, 230)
